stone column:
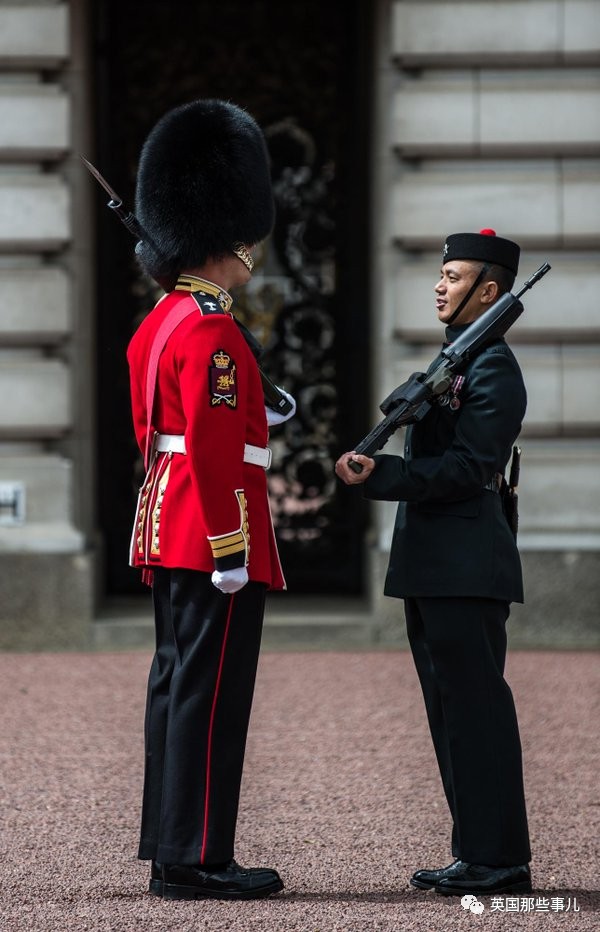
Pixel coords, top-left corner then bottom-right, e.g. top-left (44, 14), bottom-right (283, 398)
top-left (0, 1), bottom-right (95, 649)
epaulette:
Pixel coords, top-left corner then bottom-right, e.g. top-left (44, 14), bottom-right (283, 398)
top-left (190, 292), bottom-right (228, 316)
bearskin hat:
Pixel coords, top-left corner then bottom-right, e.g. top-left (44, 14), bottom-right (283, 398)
top-left (134, 99), bottom-right (274, 282)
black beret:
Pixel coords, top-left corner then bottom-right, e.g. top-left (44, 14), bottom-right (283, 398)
top-left (135, 99), bottom-right (274, 281)
top-left (442, 229), bottom-right (520, 275)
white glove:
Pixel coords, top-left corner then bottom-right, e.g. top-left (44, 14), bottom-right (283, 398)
top-left (211, 567), bottom-right (249, 594)
top-left (266, 389), bottom-right (296, 426)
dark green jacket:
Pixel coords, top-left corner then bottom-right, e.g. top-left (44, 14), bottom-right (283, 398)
top-left (364, 325), bottom-right (527, 602)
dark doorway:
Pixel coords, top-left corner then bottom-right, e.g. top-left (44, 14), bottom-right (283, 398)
top-left (92, 0), bottom-right (372, 596)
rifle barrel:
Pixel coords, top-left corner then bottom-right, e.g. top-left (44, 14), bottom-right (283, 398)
top-left (515, 262), bottom-right (551, 299)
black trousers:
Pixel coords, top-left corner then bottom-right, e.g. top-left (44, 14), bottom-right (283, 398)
top-left (405, 596), bottom-right (531, 867)
top-left (138, 568), bottom-right (266, 866)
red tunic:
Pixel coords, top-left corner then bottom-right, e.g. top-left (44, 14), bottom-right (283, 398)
top-left (127, 277), bottom-right (285, 590)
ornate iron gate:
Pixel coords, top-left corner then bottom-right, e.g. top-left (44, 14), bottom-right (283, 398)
top-left (94, 0), bottom-right (372, 595)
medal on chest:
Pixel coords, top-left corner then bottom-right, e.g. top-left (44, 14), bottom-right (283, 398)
top-left (437, 374), bottom-right (465, 411)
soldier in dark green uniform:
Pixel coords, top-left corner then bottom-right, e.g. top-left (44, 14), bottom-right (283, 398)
top-left (336, 230), bottom-right (532, 896)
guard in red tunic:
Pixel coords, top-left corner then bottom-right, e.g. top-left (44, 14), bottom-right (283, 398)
top-left (127, 100), bottom-right (293, 901)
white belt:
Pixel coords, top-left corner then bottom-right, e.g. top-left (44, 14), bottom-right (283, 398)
top-left (242, 443), bottom-right (272, 469)
top-left (155, 434), bottom-right (272, 469)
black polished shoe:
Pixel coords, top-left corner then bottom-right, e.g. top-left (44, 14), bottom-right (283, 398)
top-left (149, 861), bottom-right (163, 896)
top-left (435, 862), bottom-right (532, 896)
top-left (410, 859), bottom-right (469, 890)
top-left (162, 859), bottom-right (284, 901)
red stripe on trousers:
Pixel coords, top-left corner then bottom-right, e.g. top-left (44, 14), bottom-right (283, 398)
top-left (200, 593), bottom-right (235, 864)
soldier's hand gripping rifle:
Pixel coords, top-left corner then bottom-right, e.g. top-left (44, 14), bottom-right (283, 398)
top-left (81, 156), bottom-right (294, 416)
top-left (348, 262), bottom-right (551, 473)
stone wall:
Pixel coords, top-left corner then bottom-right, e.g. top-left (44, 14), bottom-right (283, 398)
top-left (0, 2), bottom-right (95, 649)
top-left (0, 0), bottom-right (598, 649)
top-left (369, 0), bottom-right (600, 646)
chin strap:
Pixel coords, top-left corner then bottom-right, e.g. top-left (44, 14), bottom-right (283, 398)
top-left (232, 243), bottom-right (254, 272)
top-left (447, 263), bottom-right (490, 324)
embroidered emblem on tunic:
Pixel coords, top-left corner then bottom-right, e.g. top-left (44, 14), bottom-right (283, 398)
top-left (209, 349), bottom-right (237, 408)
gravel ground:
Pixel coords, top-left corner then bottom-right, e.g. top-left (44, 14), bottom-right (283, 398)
top-left (0, 648), bottom-right (598, 931)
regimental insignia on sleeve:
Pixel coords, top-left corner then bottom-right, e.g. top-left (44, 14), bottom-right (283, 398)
top-left (209, 349), bottom-right (237, 408)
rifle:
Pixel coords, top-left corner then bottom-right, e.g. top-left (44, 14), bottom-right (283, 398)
top-left (349, 262), bottom-right (550, 473)
top-left (82, 156), bottom-right (293, 416)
